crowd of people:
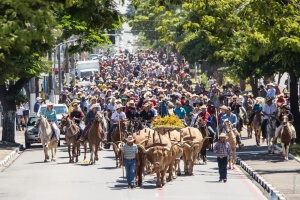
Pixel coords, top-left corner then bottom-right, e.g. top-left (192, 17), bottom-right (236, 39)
top-left (33, 49), bottom-right (296, 186)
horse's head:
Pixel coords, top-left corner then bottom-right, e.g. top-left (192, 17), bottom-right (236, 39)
top-left (282, 115), bottom-right (288, 126)
top-left (196, 117), bottom-right (205, 128)
top-left (223, 119), bottom-right (231, 133)
top-left (60, 114), bottom-right (69, 127)
top-left (34, 114), bottom-right (42, 128)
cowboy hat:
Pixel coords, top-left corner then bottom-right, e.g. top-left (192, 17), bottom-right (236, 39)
top-left (90, 104), bottom-right (100, 110)
top-left (219, 105), bottom-right (228, 110)
top-left (46, 102), bottom-right (53, 107)
top-left (116, 104), bottom-right (124, 110)
top-left (168, 102), bottom-right (174, 108)
top-left (265, 97), bottom-right (272, 102)
top-left (267, 83), bottom-right (274, 87)
top-left (127, 100), bottom-right (135, 106)
top-left (200, 105), bottom-right (207, 109)
top-left (125, 135), bottom-right (135, 143)
top-left (219, 133), bottom-right (227, 138)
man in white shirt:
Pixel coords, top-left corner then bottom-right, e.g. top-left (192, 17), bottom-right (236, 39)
top-left (261, 97), bottom-right (277, 140)
top-left (106, 104), bottom-right (127, 148)
top-left (107, 97), bottom-right (117, 113)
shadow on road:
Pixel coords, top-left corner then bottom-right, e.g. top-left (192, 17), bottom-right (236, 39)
top-left (98, 166), bottom-right (117, 170)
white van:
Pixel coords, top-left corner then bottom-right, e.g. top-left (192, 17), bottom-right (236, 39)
top-left (76, 60), bottom-right (99, 81)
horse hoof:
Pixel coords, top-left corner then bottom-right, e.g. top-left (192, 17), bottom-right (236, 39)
top-left (177, 172), bottom-right (181, 176)
top-left (185, 172), bottom-right (189, 175)
top-left (204, 161), bottom-right (207, 165)
top-left (44, 160), bottom-right (47, 162)
top-left (69, 160), bottom-right (72, 163)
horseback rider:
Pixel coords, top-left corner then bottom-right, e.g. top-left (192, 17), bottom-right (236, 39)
top-left (79, 104), bottom-right (99, 142)
top-left (69, 103), bottom-right (84, 137)
top-left (261, 97), bottom-right (277, 141)
top-left (275, 104), bottom-right (296, 144)
top-left (126, 106), bottom-right (140, 121)
top-left (198, 105), bottom-right (216, 140)
top-left (42, 102), bottom-right (59, 142)
top-left (87, 97), bottom-right (101, 112)
top-left (248, 99), bottom-right (263, 125)
top-left (223, 107), bottom-right (244, 148)
top-left (229, 94), bottom-right (246, 128)
top-left (107, 104), bottom-right (127, 144)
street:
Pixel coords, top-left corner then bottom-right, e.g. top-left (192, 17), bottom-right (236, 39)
top-left (0, 138), bottom-right (267, 200)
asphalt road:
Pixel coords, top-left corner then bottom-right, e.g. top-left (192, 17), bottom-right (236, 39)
top-left (0, 141), bottom-right (267, 200)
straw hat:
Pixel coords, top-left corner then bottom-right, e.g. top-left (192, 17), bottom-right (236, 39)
top-left (219, 105), bottom-right (228, 110)
top-left (116, 104), bottom-right (124, 110)
top-left (219, 133), bottom-right (227, 138)
top-left (127, 100), bottom-right (135, 106)
top-left (200, 105), bottom-right (207, 109)
top-left (267, 83), bottom-right (274, 87)
top-left (46, 102), bottom-right (53, 107)
top-left (90, 104), bottom-right (100, 110)
top-left (126, 135), bottom-right (135, 143)
top-left (168, 102), bottom-right (174, 108)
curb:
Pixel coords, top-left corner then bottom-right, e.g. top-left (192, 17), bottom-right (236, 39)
top-left (274, 145), bottom-right (300, 163)
top-left (236, 157), bottom-right (286, 200)
top-left (0, 144), bottom-right (23, 167)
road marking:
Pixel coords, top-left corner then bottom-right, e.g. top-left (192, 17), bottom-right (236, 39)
top-left (237, 150), bottom-right (267, 154)
top-left (233, 167), bottom-right (267, 200)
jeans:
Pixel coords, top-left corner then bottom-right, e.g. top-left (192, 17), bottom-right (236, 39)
top-left (50, 122), bottom-right (59, 141)
top-left (142, 122), bottom-right (152, 128)
top-left (261, 119), bottom-right (268, 139)
top-left (217, 157), bottom-right (227, 180)
top-left (207, 126), bottom-right (216, 139)
top-left (107, 124), bottom-right (117, 142)
top-left (124, 159), bottom-right (136, 185)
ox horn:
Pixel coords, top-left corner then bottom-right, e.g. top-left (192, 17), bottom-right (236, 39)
top-left (182, 142), bottom-right (193, 149)
top-left (170, 143), bottom-right (182, 152)
top-left (163, 147), bottom-right (170, 151)
top-left (137, 144), bottom-right (154, 154)
top-left (138, 139), bottom-right (149, 145)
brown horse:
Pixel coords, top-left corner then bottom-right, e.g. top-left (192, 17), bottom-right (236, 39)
top-left (246, 106), bottom-right (253, 139)
top-left (223, 119), bottom-right (237, 169)
top-left (110, 119), bottom-right (128, 168)
top-left (252, 112), bottom-right (263, 146)
top-left (60, 115), bottom-right (80, 163)
top-left (280, 115), bottom-right (292, 160)
top-left (87, 112), bottom-right (104, 165)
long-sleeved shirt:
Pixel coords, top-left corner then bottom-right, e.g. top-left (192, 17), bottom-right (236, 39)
top-left (198, 111), bottom-right (212, 126)
top-left (85, 110), bottom-right (96, 125)
top-left (263, 104), bottom-right (277, 119)
top-left (214, 141), bottom-right (232, 159)
top-left (253, 104), bottom-right (262, 112)
top-left (43, 110), bottom-right (58, 124)
top-left (34, 102), bottom-right (41, 113)
top-left (267, 88), bottom-right (276, 98)
top-left (87, 103), bottom-right (101, 112)
top-left (222, 113), bottom-right (238, 127)
top-left (111, 111), bottom-right (126, 124)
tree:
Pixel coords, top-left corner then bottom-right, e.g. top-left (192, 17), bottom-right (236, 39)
top-left (0, 0), bottom-right (122, 143)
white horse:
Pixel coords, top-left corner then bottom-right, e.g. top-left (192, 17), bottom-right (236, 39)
top-left (36, 115), bottom-right (60, 162)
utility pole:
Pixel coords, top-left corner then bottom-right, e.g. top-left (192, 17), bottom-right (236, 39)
top-left (48, 51), bottom-right (54, 103)
top-left (70, 41), bottom-right (76, 86)
top-left (58, 45), bottom-right (62, 94)
top-left (29, 78), bottom-right (36, 115)
top-left (65, 44), bottom-right (70, 85)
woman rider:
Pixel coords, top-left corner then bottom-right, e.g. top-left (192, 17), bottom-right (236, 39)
top-left (43, 102), bottom-right (59, 142)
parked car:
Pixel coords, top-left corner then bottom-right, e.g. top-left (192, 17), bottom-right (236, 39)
top-left (24, 116), bottom-right (38, 148)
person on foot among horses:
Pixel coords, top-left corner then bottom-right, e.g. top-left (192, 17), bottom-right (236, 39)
top-left (70, 103), bottom-right (84, 137)
top-left (230, 95), bottom-right (247, 128)
top-left (80, 104), bottom-right (99, 142)
top-left (224, 107), bottom-right (244, 148)
top-left (261, 97), bottom-right (277, 141)
top-left (275, 104), bottom-right (296, 144)
top-left (121, 135), bottom-right (139, 189)
top-left (42, 102), bottom-right (59, 142)
top-left (248, 99), bottom-right (263, 125)
top-left (214, 133), bottom-right (232, 183)
top-left (107, 104), bottom-right (127, 143)
top-left (198, 105), bottom-right (216, 140)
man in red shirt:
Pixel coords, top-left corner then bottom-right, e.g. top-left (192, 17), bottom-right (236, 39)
top-left (198, 105), bottom-right (216, 140)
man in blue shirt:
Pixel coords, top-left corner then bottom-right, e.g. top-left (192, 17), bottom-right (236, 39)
top-left (266, 83), bottom-right (276, 99)
top-left (34, 97), bottom-right (42, 114)
top-left (225, 107), bottom-right (244, 148)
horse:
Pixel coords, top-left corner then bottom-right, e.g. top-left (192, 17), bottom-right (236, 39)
top-left (110, 119), bottom-right (128, 168)
top-left (222, 119), bottom-right (236, 169)
top-left (60, 115), bottom-right (80, 163)
top-left (87, 112), bottom-right (104, 165)
top-left (279, 115), bottom-right (292, 160)
top-left (196, 118), bottom-right (210, 165)
top-left (127, 119), bottom-right (144, 134)
top-left (252, 112), bottom-right (263, 146)
top-left (245, 106), bottom-right (253, 139)
top-left (209, 113), bottom-right (217, 150)
top-left (35, 115), bottom-right (60, 162)
top-left (99, 115), bottom-right (109, 150)
top-left (266, 115), bottom-right (277, 154)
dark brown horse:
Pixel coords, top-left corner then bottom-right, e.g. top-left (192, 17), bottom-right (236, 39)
top-left (60, 115), bottom-right (80, 163)
top-left (196, 118), bottom-right (210, 165)
top-left (110, 119), bottom-right (128, 168)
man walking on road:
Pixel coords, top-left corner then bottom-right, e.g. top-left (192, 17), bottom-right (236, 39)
top-left (214, 133), bottom-right (232, 183)
top-left (121, 135), bottom-right (139, 189)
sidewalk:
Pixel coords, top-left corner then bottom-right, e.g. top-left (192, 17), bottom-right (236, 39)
top-left (0, 127), bottom-right (25, 162)
top-left (237, 129), bottom-right (300, 200)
